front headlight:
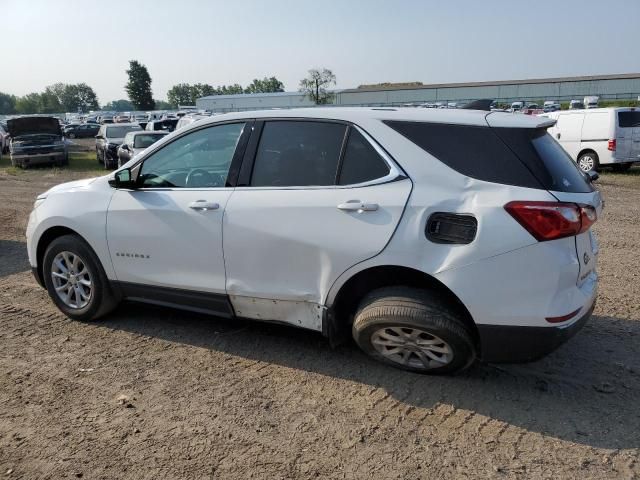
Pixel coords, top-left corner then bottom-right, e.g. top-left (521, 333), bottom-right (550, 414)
top-left (33, 194), bottom-right (48, 209)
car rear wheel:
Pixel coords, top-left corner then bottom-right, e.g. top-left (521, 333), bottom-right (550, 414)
top-left (352, 287), bottom-right (476, 374)
top-left (43, 234), bottom-right (119, 321)
top-left (68, 133), bottom-right (76, 139)
top-left (577, 152), bottom-right (599, 173)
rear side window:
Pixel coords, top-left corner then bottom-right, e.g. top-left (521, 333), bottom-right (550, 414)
top-left (384, 121), bottom-right (542, 189)
top-left (385, 120), bottom-right (592, 193)
top-left (618, 111), bottom-right (640, 128)
top-left (251, 121), bottom-right (346, 187)
top-left (493, 128), bottom-right (593, 193)
top-left (338, 129), bottom-right (390, 185)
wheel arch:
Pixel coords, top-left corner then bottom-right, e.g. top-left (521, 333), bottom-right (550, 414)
top-left (325, 264), bottom-right (479, 349)
top-left (35, 226), bottom-right (87, 287)
top-left (577, 148), bottom-right (599, 162)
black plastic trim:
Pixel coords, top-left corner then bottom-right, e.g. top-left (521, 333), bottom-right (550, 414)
top-left (426, 213), bottom-right (477, 244)
top-left (477, 302), bottom-right (594, 363)
top-left (114, 281), bottom-right (234, 318)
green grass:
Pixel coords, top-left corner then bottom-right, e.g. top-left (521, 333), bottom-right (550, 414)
top-left (0, 150), bottom-right (105, 177)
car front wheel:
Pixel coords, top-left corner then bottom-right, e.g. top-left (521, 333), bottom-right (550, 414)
top-left (43, 234), bottom-right (119, 321)
top-left (352, 287), bottom-right (476, 374)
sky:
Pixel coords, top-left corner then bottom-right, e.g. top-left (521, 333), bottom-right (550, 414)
top-left (3, 0), bottom-right (640, 105)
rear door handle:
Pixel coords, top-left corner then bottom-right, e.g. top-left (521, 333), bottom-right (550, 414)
top-left (188, 200), bottom-right (219, 211)
top-left (337, 200), bottom-right (379, 212)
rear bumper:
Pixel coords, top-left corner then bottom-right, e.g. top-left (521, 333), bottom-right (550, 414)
top-left (477, 302), bottom-right (594, 363)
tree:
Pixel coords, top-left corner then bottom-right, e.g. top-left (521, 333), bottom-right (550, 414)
top-left (244, 77), bottom-right (285, 94)
top-left (299, 68), bottom-right (336, 104)
top-left (0, 92), bottom-right (17, 114)
top-left (125, 60), bottom-right (155, 110)
top-left (191, 83), bottom-right (217, 100)
top-left (154, 99), bottom-right (173, 110)
top-left (40, 87), bottom-right (63, 113)
top-left (167, 83), bottom-right (194, 107)
top-left (62, 83), bottom-right (99, 112)
top-left (218, 84), bottom-right (244, 95)
top-left (102, 99), bottom-right (134, 111)
top-left (15, 93), bottom-right (43, 114)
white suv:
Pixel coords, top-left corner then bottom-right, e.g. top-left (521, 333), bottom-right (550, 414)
top-left (26, 108), bottom-right (602, 374)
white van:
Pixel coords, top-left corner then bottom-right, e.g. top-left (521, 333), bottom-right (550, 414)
top-left (542, 108), bottom-right (640, 172)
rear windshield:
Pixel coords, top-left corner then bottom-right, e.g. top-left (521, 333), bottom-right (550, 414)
top-left (384, 121), bottom-right (592, 193)
top-left (618, 111), bottom-right (640, 128)
top-left (106, 125), bottom-right (141, 138)
top-left (134, 133), bottom-right (165, 148)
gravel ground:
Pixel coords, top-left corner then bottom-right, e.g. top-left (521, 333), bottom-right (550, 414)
top-left (0, 167), bottom-right (639, 479)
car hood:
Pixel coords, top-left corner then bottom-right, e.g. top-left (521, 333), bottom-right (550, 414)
top-left (42, 177), bottom-right (99, 197)
top-left (7, 117), bottom-right (61, 137)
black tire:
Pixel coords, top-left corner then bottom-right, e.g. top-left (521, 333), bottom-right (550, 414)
top-left (352, 287), bottom-right (476, 374)
top-left (97, 149), bottom-right (102, 164)
top-left (577, 151), bottom-right (599, 173)
top-left (612, 163), bottom-right (632, 173)
top-left (43, 234), bottom-right (119, 321)
top-left (68, 132), bottom-right (76, 139)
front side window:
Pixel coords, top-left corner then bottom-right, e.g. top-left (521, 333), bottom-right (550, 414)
top-left (138, 122), bottom-right (245, 188)
top-left (250, 121), bottom-right (346, 187)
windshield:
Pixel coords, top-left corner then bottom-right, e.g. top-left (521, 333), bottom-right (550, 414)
top-left (106, 125), bottom-right (141, 138)
top-left (134, 133), bottom-right (166, 148)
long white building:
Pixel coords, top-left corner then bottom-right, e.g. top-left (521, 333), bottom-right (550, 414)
top-left (196, 73), bottom-right (640, 112)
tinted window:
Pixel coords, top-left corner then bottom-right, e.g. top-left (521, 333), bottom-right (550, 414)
top-left (338, 129), bottom-right (390, 185)
top-left (493, 128), bottom-right (593, 193)
top-left (107, 125), bottom-right (141, 138)
top-left (618, 111), bottom-right (640, 128)
top-left (384, 121), bottom-right (542, 189)
top-left (134, 133), bottom-right (166, 148)
top-left (251, 121), bottom-right (346, 187)
top-left (139, 122), bottom-right (245, 188)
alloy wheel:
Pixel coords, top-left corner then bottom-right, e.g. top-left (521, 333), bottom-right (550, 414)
top-left (371, 326), bottom-right (453, 370)
top-left (50, 251), bottom-right (93, 309)
top-left (578, 155), bottom-right (595, 172)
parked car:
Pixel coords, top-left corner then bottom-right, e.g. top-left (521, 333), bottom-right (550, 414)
top-left (7, 116), bottom-right (68, 168)
top-left (543, 100), bottom-right (560, 112)
top-left (26, 108), bottom-right (602, 374)
top-left (0, 122), bottom-right (10, 153)
top-left (63, 123), bottom-right (101, 139)
top-left (510, 101), bottom-right (524, 112)
top-left (175, 114), bottom-right (209, 130)
top-left (95, 123), bottom-right (142, 169)
top-left (569, 100), bottom-right (585, 110)
top-left (116, 131), bottom-right (168, 167)
top-left (542, 107), bottom-right (640, 172)
top-left (145, 119), bottom-right (179, 132)
top-left (584, 96), bottom-right (599, 109)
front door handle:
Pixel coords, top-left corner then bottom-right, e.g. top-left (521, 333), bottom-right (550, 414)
top-left (556, 133), bottom-right (561, 139)
top-left (188, 200), bottom-right (220, 211)
top-left (337, 200), bottom-right (379, 212)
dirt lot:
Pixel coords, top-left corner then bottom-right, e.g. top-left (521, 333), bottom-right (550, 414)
top-left (0, 163), bottom-right (639, 479)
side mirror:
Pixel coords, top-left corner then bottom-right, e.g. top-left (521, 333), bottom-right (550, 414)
top-left (587, 170), bottom-right (599, 182)
top-left (108, 168), bottom-right (136, 189)
top-left (121, 144), bottom-right (130, 150)
top-left (95, 135), bottom-right (102, 139)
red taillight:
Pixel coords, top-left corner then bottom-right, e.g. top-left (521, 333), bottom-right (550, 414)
top-left (505, 201), bottom-right (597, 241)
top-left (608, 139), bottom-right (616, 151)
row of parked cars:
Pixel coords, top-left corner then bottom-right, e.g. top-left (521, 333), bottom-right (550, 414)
top-left (0, 111), bottom-right (213, 168)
